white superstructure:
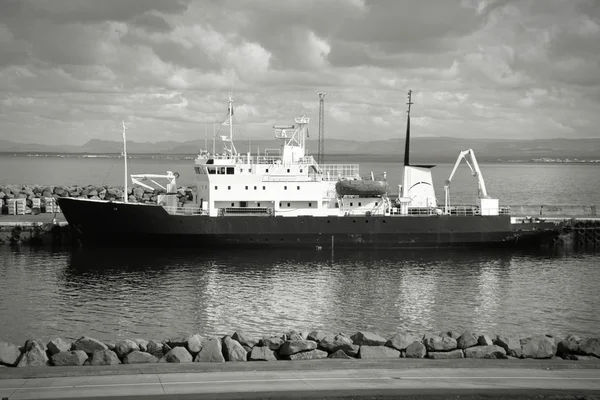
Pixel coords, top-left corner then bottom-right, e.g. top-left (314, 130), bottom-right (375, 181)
top-left (193, 94), bottom-right (388, 217)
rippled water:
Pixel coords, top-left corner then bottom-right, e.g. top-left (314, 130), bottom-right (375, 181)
top-left (1, 246), bottom-right (599, 344)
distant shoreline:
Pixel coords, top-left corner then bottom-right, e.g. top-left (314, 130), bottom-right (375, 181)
top-left (1, 152), bottom-right (600, 164)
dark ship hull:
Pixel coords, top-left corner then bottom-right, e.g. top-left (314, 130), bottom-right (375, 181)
top-left (58, 198), bottom-right (560, 249)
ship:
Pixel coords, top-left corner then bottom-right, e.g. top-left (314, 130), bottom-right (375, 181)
top-left (57, 91), bottom-right (561, 248)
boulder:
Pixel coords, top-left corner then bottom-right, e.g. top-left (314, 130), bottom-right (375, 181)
top-left (24, 339), bottom-right (46, 352)
top-left (386, 333), bottom-right (419, 351)
top-left (114, 339), bottom-right (139, 359)
top-left (51, 350), bottom-right (88, 366)
top-left (578, 338), bottom-right (600, 358)
top-left (133, 339), bottom-right (149, 353)
top-left (17, 342), bottom-right (49, 367)
top-left (288, 349), bottom-right (328, 361)
top-left (194, 338), bottom-right (225, 363)
top-left (89, 350), bottom-right (121, 365)
top-left (249, 347), bottom-right (278, 361)
top-left (428, 350), bottom-right (464, 359)
top-left (72, 337), bottom-right (108, 355)
top-left (46, 338), bottom-right (72, 356)
top-left (147, 341), bottom-right (167, 358)
top-left (329, 349), bottom-right (354, 359)
top-left (405, 341), bottom-right (427, 358)
top-left (0, 342), bottom-right (21, 366)
top-left (307, 330), bottom-right (331, 343)
top-left (494, 335), bottom-right (523, 358)
top-left (464, 345), bottom-right (507, 359)
top-left (279, 340), bottom-right (317, 356)
top-left (457, 331), bottom-right (479, 349)
top-left (260, 336), bottom-right (284, 350)
top-left (223, 336), bottom-right (247, 362)
top-left (424, 335), bottom-right (457, 352)
top-left (359, 345), bottom-right (401, 359)
top-left (520, 336), bottom-right (557, 359)
top-left (186, 334), bottom-right (203, 355)
top-left (478, 334), bottom-right (494, 346)
top-left (124, 351), bottom-right (158, 364)
top-left (166, 337), bottom-right (188, 348)
top-left (319, 335), bottom-right (359, 356)
top-left (165, 347), bottom-right (193, 363)
top-left (284, 330), bottom-right (303, 342)
top-left (232, 331), bottom-right (257, 348)
top-left (351, 331), bottom-right (387, 346)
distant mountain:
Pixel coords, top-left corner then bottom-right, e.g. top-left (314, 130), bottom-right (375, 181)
top-left (2, 137), bottom-right (600, 163)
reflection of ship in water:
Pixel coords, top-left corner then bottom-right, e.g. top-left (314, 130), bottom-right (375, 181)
top-left (64, 246), bottom-right (533, 275)
top-left (8, 244), bottom-right (594, 342)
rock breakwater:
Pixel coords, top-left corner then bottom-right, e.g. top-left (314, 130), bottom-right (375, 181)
top-left (1, 330), bottom-right (598, 368)
top-left (0, 184), bottom-right (193, 213)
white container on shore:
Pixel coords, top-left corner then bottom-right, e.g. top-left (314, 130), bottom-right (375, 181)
top-left (8, 198), bottom-right (26, 215)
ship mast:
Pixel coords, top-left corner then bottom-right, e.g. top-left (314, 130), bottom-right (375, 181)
top-left (122, 120), bottom-right (128, 203)
top-left (224, 92), bottom-right (237, 156)
top-left (404, 90), bottom-right (413, 166)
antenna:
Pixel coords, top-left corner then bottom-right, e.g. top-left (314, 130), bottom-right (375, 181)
top-left (122, 120), bottom-right (129, 203)
top-left (404, 90), bottom-right (413, 167)
top-left (318, 92), bottom-right (327, 165)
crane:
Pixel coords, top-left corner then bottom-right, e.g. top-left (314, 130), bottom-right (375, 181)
top-left (444, 149), bottom-right (490, 214)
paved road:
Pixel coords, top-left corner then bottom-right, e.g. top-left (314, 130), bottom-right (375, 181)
top-left (1, 365), bottom-right (599, 400)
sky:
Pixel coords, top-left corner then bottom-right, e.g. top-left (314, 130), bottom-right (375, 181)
top-left (0, 0), bottom-right (599, 146)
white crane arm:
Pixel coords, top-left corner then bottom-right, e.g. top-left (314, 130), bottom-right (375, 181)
top-left (443, 149), bottom-right (491, 214)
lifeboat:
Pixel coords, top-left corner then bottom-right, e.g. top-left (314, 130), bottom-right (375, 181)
top-left (335, 179), bottom-right (389, 196)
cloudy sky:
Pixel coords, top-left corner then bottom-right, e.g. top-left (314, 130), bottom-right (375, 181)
top-left (1, 0), bottom-right (599, 145)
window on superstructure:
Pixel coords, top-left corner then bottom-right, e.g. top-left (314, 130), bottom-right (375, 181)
top-left (215, 186), bottom-right (218, 190)
top-left (287, 169), bottom-right (290, 173)
top-left (245, 186), bottom-right (248, 190)
top-left (208, 168), bottom-right (216, 174)
top-left (228, 186), bottom-right (231, 190)
top-left (254, 186), bottom-right (257, 190)
top-left (359, 202), bottom-right (362, 206)
top-left (297, 186), bottom-right (300, 190)
top-left (220, 167), bottom-right (225, 174)
top-left (194, 167), bottom-right (200, 174)
top-left (266, 169), bottom-right (269, 173)
top-left (287, 203), bottom-right (290, 207)
top-left (350, 202), bottom-right (353, 206)
top-left (257, 203), bottom-right (261, 207)
top-left (227, 167), bottom-right (234, 174)
top-left (279, 202), bottom-right (282, 207)
top-left (262, 186), bottom-right (266, 190)
top-left (231, 203), bottom-right (234, 207)
top-left (284, 186), bottom-right (287, 190)
top-left (375, 202), bottom-right (378, 206)
top-left (300, 169), bottom-right (303, 173)
top-left (308, 202), bottom-right (312, 207)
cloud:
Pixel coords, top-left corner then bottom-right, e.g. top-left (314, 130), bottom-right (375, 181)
top-left (0, 0), bottom-right (599, 146)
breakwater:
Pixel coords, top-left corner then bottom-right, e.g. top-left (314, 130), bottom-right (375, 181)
top-left (0, 330), bottom-right (598, 367)
top-left (0, 184), bottom-right (193, 213)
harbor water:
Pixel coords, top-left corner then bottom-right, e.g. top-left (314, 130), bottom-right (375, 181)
top-left (0, 154), bottom-right (599, 344)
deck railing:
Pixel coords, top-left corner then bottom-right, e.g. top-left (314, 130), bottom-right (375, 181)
top-left (389, 206), bottom-right (512, 216)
